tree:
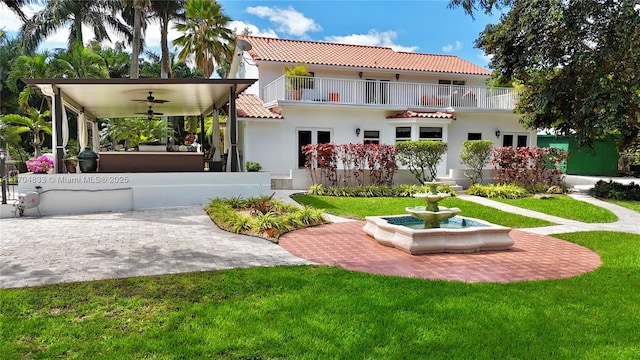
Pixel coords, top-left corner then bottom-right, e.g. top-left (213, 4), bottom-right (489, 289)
top-left (20, 0), bottom-right (131, 54)
top-left (450, 0), bottom-right (640, 149)
top-left (1, 107), bottom-right (52, 157)
top-left (396, 140), bottom-right (448, 184)
top-left (138, 50), bottom-right (204, 78)
top-left (0, 36), bottom-right (23, 115)
top-left (89, 40), bottom-right (130, 79)
top-left (459, 140), bottom-right (494, 186)
top-left (126, 0), bottom-right (151, 79)
top-left (172, 0), bottom-right (234, 78)
top-left (6, 51), bottom-right (51, 108)
top-left (49, 44), bottom-right (109, 79)
top-left (150, 0), bottom-right (186, 78)
top-left (448, 0), bottom-right (513, 18)
top-left (1, 0), bottom-right (34, 22)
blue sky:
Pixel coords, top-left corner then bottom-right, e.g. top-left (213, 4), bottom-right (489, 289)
top-left (0, 0), bottom-right (506, 68)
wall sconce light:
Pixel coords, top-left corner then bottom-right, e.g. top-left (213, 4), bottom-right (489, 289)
top-left (358, 71), bottom-right (363, 79)
top-left (495, 130), bottom-right (501, 138)
top-left (355, 128), bottom-right (361, 136)
top-left (395, 73), bottom-right (400, 81)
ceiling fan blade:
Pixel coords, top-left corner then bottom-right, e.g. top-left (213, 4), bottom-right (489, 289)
top-left (131, 91), bottom-right (169, 104)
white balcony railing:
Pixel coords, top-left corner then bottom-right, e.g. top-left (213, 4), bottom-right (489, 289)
top-left (263, 76), bottom-right (520, 111)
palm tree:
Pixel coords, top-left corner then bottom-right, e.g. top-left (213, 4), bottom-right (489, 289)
top-left (49, 44), bottom-right (109, 79)
top-left (88, 40), bottom-right (130, 79)
top-left (1, 0), bottom-right (33, 22)
top-left (150, 0), bottom-right (186, 79)
top-left (172, 0), bottom-right (234, 78)
top-left (139, 50), bottom-right (203, 78)
top-left (1, 107), bottom-right (51, 157)
top-left (127, 0), bottom-right (151, 79)
top-left (6, 51), bottom-right (51, 108)
top-left (0, 36), bottom-right (23, 115)
top-left (20, 0), bottom-right (131, 54)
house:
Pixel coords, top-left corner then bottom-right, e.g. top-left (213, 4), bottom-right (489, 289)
top-left (228, 35), bottom-right (534, 189)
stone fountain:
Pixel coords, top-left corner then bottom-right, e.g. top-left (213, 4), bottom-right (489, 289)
top-left (362, 181), bottom-right (514, 254)
top-left (405, 181), bottom-right (461, 228)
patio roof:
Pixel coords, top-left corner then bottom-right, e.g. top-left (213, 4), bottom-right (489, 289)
top-left (22, 78), bottom-right (257, 119)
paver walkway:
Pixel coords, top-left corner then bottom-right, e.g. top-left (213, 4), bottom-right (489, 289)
top-left (0, 206), bottom-right (312, 289)
top-left (458, 193), bottom-right (640, 235)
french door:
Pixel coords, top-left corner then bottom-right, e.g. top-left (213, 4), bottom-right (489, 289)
top-left (298, 129), bottom-right (332, 168)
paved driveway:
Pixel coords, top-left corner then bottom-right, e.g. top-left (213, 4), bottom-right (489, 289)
top-left (0, 206), bottom-right (313, 289)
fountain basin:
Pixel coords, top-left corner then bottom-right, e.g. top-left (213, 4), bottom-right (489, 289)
top-left (363, 215), bottom-right (513, 254)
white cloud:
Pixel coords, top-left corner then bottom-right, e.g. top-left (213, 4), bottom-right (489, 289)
top-left (246, 6), bottom-right (321, 37)
top-left (228, 20), bottom-right (278, 38)
top-left (442, 40), bottom-right (462, 53)
top-left (325, 30), bottom-right (418, 52)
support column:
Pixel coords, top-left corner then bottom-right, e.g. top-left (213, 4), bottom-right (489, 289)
top-left (212, 107), bottom-right (221, 161)
top-left (53, 88), bottom-right (64, 174)
top-left (199, 115), bottom-right (205, 151)
top-left (228, 86), bottom-right (240, 172)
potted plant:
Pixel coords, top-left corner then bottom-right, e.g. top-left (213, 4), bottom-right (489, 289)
top-left (63, 139), bottom-right (79, 173)
top-left (138, 119), bottom-right (173, 152)
top-left (245, 161), bottom-right (262, 172)
top-left (284, 64), bottom-right (312, 100)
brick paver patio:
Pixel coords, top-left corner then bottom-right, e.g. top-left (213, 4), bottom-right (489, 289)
top-left (279, 221), bottom-right (602, 283)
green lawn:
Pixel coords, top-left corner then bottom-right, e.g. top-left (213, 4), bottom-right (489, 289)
top-left (607, 199), bottom-right (640, 213)
top-left (292, 194), bottom-right (555, 228)
top-left (491, 195), bottom-right (618, 223)
top-left (1, 231), bottom-right (639, 359)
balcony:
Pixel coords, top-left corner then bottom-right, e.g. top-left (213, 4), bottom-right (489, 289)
top-left (263, 76), bottom-right (520, 111)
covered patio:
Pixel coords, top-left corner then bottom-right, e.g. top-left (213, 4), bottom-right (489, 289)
top-left (13, 78), bottom-right (270, 217)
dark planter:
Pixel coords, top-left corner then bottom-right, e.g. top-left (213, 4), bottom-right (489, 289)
top-left (78, 147), bottom-right (99, 173)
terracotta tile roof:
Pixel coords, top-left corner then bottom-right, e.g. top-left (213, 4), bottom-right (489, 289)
top-left (238, 35), bottom-right (491, 76)
top-left (386, 111), bottom-right (456, 120)
top-left (236, 94), bottom-right (283, 119)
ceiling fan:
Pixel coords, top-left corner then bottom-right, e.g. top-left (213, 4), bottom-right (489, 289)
top-left (135, 106), bottom-right (164, 120)
top-left (131, 91), bottom-right (169, 105)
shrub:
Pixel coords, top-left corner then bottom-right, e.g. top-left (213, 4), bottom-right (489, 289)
top-left (302, 143), bottom-right (397, 187)
top-left (245, 161), bottom-right (262, 172)
top-left (205, 196), bottom-right (328, 242)
top-left (466, 183), bottom-right (528, 199)
top-left (396, 140), bottom-right (447, 185)
top-left (307, 184), bottom-right (456, 198)
top-left (588, 181), bottom-right (640, 201)
top-left (491, 146), bottom-right (568, 188)
top-left (460, 140), bottom-right (494, 186)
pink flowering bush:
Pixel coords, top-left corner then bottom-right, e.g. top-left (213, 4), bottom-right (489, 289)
top-left (26, 155), bottom-right (54, 174)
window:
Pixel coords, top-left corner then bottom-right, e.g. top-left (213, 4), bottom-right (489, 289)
top-left (439, 79), bottom-right (466, 86)
top-left (395, 126), bottom-right (411, 141)
top-left (467, 133), bottom-right (482, 140)
top-left (363, 130), bottom-right (380, 144)
top-left (419, 127), bottom-right (442, 140)
top-left (502, 134), bottom-right (528, 148)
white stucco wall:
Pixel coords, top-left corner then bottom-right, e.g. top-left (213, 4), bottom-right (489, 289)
top-left (241, 104), bottom-right (529, 185)
top-left (15, 172), bottom-right (271, 216)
